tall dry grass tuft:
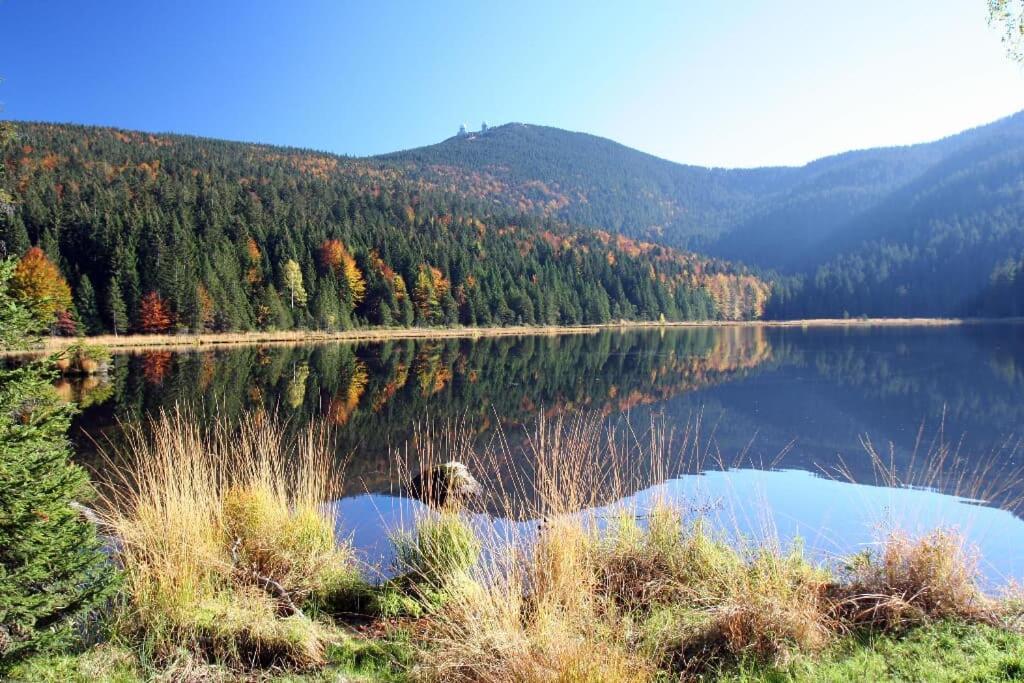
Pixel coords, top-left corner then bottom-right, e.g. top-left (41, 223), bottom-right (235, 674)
top-left (835, 529), bottom-right (994, 629)
top-left (404, 411), bottom-right (1016, 681)
top-left (97, 407), bottom-right (356, 670)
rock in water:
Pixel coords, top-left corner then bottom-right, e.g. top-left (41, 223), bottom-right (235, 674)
top-left (409, 462), bottom-right (482, 509)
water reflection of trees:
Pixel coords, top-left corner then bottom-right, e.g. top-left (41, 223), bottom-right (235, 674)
top-left (62, 324), bottom-right (1024, 517)
top-left (69, 328), bottom-right (771, 488)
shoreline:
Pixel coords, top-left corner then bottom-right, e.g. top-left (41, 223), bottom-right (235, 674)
top-left (4, 316), bottom-right (1016, 355)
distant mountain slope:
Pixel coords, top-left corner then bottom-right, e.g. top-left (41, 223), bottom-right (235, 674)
top-left (6, 112), bottom-right (1024, 326)
top-left (376, 114), bottom-right (1024, 316)
top-left (377, 123), bottom-right (789, 247)
top-left (0, 123), bottom-right (769, 335)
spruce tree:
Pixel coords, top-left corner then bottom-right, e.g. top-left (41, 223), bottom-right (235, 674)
top-left (0, 258), bottom-right (117, 668)
top-left (74, 275), bottom-right (102, 335)
top-left (105, 274), bottom-right (129, 335)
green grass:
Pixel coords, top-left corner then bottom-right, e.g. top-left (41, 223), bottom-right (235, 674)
top-left (721, 621), bottom-right (1024, 682)
top-left (8, 633), bottom-right (414, 682)
top-left (6, 645), bottom-right (142, 683)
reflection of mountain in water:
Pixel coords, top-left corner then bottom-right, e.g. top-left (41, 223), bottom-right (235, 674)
top-left (648, 325), bottom-right (1024, 516)
top-left (63, 324), bottom-right (1024, 518)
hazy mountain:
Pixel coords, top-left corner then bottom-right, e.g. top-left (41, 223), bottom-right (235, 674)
top-left (376, 113), bottom-right (1024, 316)
top-left (5, 111), bottom-right (1024, 326)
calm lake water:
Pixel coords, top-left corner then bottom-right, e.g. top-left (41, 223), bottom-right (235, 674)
top-left (56, 324), bottom-right (1024, 584)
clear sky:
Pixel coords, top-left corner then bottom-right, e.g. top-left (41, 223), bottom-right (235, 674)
top-left (1, 0), bottom-right (1022, 168)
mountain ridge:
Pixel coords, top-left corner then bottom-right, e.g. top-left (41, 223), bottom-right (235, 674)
top-left (5, 110), bottom-right (1024, 320)
top-left (0, 121), bottom-right (771, 337)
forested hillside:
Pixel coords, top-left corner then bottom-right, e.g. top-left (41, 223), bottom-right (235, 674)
top-left (0, 123), bottom-right (768, 335)
top-left (379, 114), bottom-right (1024, 318)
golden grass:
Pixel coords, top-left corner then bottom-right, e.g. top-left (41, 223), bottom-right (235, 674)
top-left (398, 413), bottom-right (1020, 681)
top-left (78, 405), bottom-right (1024, 679)
top-left (96, 408), bottom-right (356, 670)
top-left (835, 529), bottom-right (994, 629)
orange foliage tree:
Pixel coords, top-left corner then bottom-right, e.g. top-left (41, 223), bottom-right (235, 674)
top-left (139, 291), bottom-right (174, 334)
top-left (319, 239), bottom-right (344, 273)
top-left (245, 237), bottom-right (262, 286)
top-left (10, 247), bottom-right (73, 325)
top-left (195, 283), bottom-right (215, 331)
top-left (319, 239), bottom-right (366, 305)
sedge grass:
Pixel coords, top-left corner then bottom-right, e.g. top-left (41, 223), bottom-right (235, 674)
top-left (75, 406), bottom-right (1024, 680)
top-left (96, 408), bottom-right (358, 671)
top-left (394, 412), bottom-right (1024, 681)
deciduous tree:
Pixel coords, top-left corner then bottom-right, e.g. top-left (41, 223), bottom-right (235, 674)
top-left (139, 290), bottom-right (173, 334)
top-left (10, 247), bottom-right (72, 327)
top-left (282, 259), bottom-right (307, 308)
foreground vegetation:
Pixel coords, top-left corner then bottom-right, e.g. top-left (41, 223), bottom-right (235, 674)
top-left (4, 402), bottom-right (1024, 681)
top-left (10, 620), bottom-right (1024, 682)
top-left (4, 229), bottom-right (1023, 680)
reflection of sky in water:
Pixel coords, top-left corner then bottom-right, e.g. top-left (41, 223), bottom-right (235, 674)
top-left (332, 469), bottom-right (1024, 588)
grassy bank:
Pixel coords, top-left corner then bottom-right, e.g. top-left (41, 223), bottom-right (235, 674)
top-left (10, 411), bottom-right (1024, 682)
top-left (6, 315), bottom-right (1008, 355)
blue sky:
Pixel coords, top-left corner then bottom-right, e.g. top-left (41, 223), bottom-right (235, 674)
top-left (1, 0), bottom-right (1022, 167)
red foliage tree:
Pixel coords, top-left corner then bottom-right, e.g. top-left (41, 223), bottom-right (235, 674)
top-left (139, 291), bottom-right (173, 334)
top-left (53, 309), bottom-right (77, 337)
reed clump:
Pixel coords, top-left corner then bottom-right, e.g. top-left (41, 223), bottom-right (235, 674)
top-left (79, 408), bottom-right (1023, 680)
top-left (405, 414), bottom-right (1019, 682)
top-left (98, 408), bottom-right (360, 671)
top-left (834, 529), bottom-right (994, 629)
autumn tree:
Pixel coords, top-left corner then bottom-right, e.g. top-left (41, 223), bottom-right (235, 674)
top-left (413, 266), bottom-right (439, 324)
top-left (245, 237), bottom-right (263, 286)
top-left (340, 249), bottom-right (366, 306)
top-left (10, 247), bottom-right (73, 327)
top-left (139, 290), bottom-right (173, 334)
top-left (394, 274), bottom-right (414, 326)
top-left (319, 239), bottom-right (345, 274)
top-left (282, 259), bottom-right (307, 309)
top-left (319, 239), bottom-right (366, 306)
top-left (195, 283), bottom-right (215, 332)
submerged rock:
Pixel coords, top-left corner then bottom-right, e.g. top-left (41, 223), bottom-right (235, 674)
top-left (409, 462), bottom-right (482, 509)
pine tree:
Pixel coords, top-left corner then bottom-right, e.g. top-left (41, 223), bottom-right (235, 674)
top-left (399, 295), bottom-right (414, 327)
top-left (313, 277), bottom-right (340, 330)
top-left (378, 301), bottom-right (393, 326)
top-left (74, 275), bottom-right (102, 335)
top-left (0, 366), bottom-right (118, 667)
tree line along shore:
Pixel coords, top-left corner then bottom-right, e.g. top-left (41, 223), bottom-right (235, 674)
top-left (1, 316), bottom-right (988, 355)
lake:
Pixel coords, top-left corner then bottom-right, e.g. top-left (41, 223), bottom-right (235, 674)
top-left (55, 323), bottom-right (1024, 584)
